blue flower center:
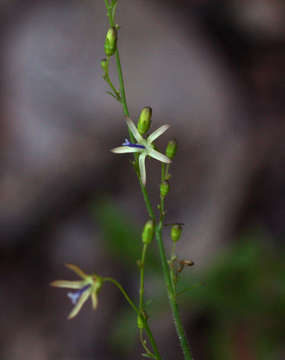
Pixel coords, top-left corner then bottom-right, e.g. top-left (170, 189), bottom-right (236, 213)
top-left (122, 138), bottom-right (145, 149)
top-left (67, 284), bottom-right (91, 305)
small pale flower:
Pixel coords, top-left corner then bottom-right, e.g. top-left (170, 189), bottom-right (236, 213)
top-left (111, 117), bottom-right (171, 185)
top-left (50, 264), bottom-right (102, 319)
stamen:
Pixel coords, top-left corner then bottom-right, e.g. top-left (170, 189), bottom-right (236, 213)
top-left (122, 138), bottom-right (145, 149)
top-left (122, 138), bottom-right (130, 146)
top-left (67, 284), bottom-right (91, 305)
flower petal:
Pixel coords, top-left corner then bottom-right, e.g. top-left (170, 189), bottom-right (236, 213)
top-left (111, 146), bottom-right (142, 154)
top-left (147, 124), bottom-right (170, 143)
top-left (68, 288), bottom-right (91, 319)
top-left (91, 291), bottom-right (98, 310)
top-left (149, 149), bottom-right (171, 163)
top-left (126, 117), bottom-right (143, 143)
top-left (65, 264), bottom-right (87, 279)
top-left (139, 153), bottom-right (147, 185)
top-left (50, 280), bottom-right (83, 289)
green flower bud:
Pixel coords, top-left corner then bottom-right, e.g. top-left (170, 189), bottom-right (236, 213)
top-left (171, 224), bottom-right (182, 242)
top-left (160, 180), bottom-right (169, 198)
top-left (100, 58), bottom-right (108, 72)
top-left (142, 220), bottom-right (154, 244)
top-left (166, 139), bottom-right (177, 160)
top-left (137, 314), bottom-right (144, 329)
top-left (104, 27), bottom-right (117, 57)
top-left (137, 106), bottom-right (152, 135)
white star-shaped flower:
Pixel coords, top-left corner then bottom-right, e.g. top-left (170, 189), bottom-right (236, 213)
top-left (111, 117), bottom-right (171, 185)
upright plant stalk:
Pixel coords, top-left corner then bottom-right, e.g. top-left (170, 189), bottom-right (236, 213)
top-left (103, 1), bottom-right (193, 359)
top-left (104, 0), bottom-right (155, 221)
top-left (158, 171), bottom-right (193, 360)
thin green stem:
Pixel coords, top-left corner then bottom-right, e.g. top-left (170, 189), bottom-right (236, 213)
top-left (139, 243), bottom-right (148, 310)
top-left (157, 170), bottom-right (193, 359)
top-left (155, 221), bottom-right (193, 360)
top-left (103, 277), bottom-right (138, 313)
top-left (139, 177), bottom-right (156, 220)
top-left (103, 277), bottom-right (162, 360)
top-left (103, 71), bottom-right (121, 101)
top-left (165, 164), bottom-right (170, 179)
top-left (104, 0), bottom-right (113, 25)
top-left (114, 50), bottom-right (129, 117)
top-left (104, 0), bottom-right (129, 117)
top-left (140, 329), bottom-right (156, 359)
top-left (169, 242), bottom-right (177, 290)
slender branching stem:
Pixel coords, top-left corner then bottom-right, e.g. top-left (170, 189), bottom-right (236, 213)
top-left (158, 161), bottom-right (193, 360)
top-left (103, 277), bottom-right (162, 360)
top-left (103, 1), bottom-right (193, 359)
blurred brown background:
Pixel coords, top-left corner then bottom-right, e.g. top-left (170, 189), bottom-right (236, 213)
top-left (0, 0), bottom-right (285, 359)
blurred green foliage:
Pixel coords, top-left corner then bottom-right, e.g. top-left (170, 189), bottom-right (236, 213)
top-left (94, 199), bottom-right (141, 266)
top-left (186, 233), bottom-right (285, 360)
top-left (93, 199), bottom-right (160, 270)
top-left (94, 201), bottom-right (285, 359)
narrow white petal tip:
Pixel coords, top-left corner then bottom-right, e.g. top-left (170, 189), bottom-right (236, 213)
top-left (147, 124), bottom-right (170, 143)
top-left (125, 117), bottom-right (143, 142)
top-left (149, 148), bottom-right (171, 164)
top-left (110, 147), bottom-right (120, 153)
top-left (161, 157), bottom-right (171, 164)
top-left (110, 146), bottom-right (138, 154)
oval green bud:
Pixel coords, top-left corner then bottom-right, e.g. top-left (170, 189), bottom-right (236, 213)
top-left (100, 58), bottom-right (108, 72)
top-left (160, 180), bottom-right (169, 198)
top-left (171, 224), bottom-right (182, 242)
top-left (166, 139), bottom-right (177, 160)
top-left (137, 314), bottom-right (144, 329)
top-left (137, 106), bottom-right (152, 135)
top-left (104, 27), bottom-right (117, 57)
top-left (142, 220), bottom-right (154, 244)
